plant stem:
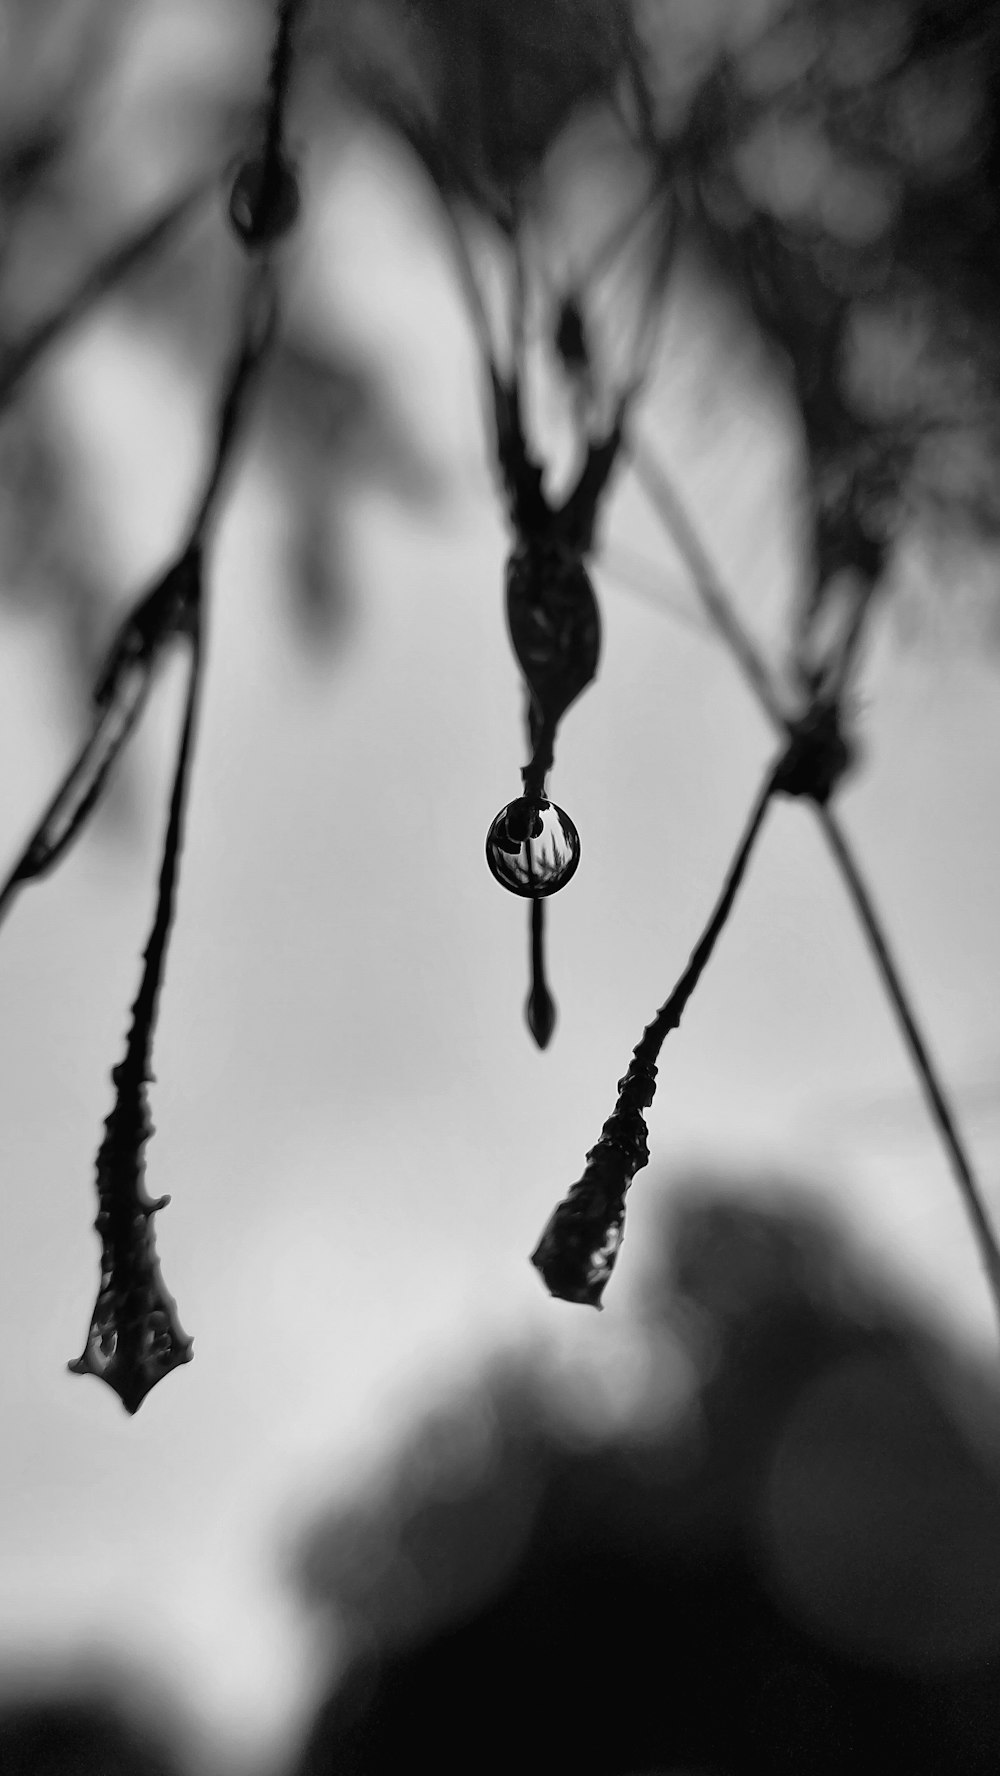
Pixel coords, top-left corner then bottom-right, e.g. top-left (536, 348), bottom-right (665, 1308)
top-left (532, 769), bottom-right (775, 1305)
top-left (631, 435), bottom-right (1000, 1338)
top-left (818, 805), bottom-right (1000, 1308)
top-left (631, 443), bottom-right (786, 726)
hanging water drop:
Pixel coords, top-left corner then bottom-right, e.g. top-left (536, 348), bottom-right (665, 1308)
top-left (485, 798), bottom-right (580, 897)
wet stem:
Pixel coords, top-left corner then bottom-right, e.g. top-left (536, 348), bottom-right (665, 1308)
top-left (629, 440), bottom-right (1000, 1343)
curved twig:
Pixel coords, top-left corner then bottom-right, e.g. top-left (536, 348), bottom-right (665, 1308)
top-left (533, 768), bottom-right (776, 1305)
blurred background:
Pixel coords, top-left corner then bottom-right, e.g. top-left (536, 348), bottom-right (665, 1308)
top-left (1, 1), bottom-right (1000, 1770)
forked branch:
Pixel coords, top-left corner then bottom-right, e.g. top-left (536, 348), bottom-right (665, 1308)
top-left (629, 439), bottom-right (1000, 1337)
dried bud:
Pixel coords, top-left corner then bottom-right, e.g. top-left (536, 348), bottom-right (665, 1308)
top-left (506, 544), bottom-right (601, 729)
top-left (531, 1057), bottom-right (657, 1305)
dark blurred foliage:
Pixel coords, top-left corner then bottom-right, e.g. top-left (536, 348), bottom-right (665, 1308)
top-left (0, 0), bottom-right (435, 724)
top-left (313, 0), bottom-right (648, 225)
top-left (6, 0), bottom-right (1000, 719)
top-left (320, 0), bottom-right (1000, 682)
top-left (291, 1176), bottom-right (1000, 1774)
top-left (0, 1683), bottom-right (185, 1776)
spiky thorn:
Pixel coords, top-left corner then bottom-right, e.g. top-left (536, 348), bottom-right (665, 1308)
top-left (69, 609), bottom-right (203, 1412)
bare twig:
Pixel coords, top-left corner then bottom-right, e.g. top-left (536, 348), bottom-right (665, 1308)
top-left (68, 613), bottom-right (203, 1414)
top-left (818, 807), bottom-right (1000, 1310)
top-left (533, 768), bottom-right (776, 1305)
top-left (630, 435), bottom-right (1000, 1336)
top-left (0, 263), bottom-right (277, 935)
top-left (631, 442), bottom-right (786, 726)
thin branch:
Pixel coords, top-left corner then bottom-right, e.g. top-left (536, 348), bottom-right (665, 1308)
top-left (262, 0), bottom-right (308, 171)
top-left (532, 768), bottom-right (776, 1305)
top-left (818, 806), bottom-right (1000, 1309)
top-left (0, 265), bottom-right (278, 933)
top-left (69, 621), bottom-right (204, 1413)
top-left (630, 440), bottom-right (787, 726)
top-left (630, 435), bottom-right (1000, 1337)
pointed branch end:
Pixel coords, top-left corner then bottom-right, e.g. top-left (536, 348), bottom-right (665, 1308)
top-left (526, 982), bottom-right (557, 1049)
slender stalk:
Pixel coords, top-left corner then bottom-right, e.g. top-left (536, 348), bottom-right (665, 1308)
top-left (526, 898), bottom-right (556, 1050)
top-left (634, 771), bottom-right (775, 1065)
top-left (0, 265), bottom-right (277, 934)
top-left (69, 625), bottom-right (203, 1412)
top-left (192, 263), bottom-right (278, 536)
top-left (631, 436), bottom-right (1000, 1336)
top-left (631, 442), bottom-right (787, 727)
top-left (818, 806), bottom-right (1000, 1307)
top-left (533, 771), bottom-right (775, 1305)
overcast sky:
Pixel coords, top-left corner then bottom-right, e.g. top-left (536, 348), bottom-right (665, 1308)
top-left (1, 89), bottom-right (999, 1776)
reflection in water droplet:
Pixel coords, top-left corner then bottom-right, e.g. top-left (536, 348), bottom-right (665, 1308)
top-left (485, 799), bottom-right (580, 897)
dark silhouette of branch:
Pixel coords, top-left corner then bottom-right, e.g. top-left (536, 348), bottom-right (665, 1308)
top-left (0, 264), bottom-right (277, 935)
top-left (631, 437), bottom-right (1000, 1339)
top-left (533, 768), bottom-right (776, 1304)
top-left (68, 611), bottom-right (202, 1414)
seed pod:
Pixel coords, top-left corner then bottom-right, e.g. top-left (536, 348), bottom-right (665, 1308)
top-left (505, 543), bottom-right (601, 730)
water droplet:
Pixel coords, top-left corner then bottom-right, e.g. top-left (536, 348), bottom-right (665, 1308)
top-left (485, 798), bottom-right (580, 897)
top-left (228, 154), bottom-right (300, 247)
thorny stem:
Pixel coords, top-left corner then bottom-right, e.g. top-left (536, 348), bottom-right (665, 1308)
top-left (192, 263), bottom-right (278, 537)
top-left (65, 261), bottom-right (281, 1410)
top-left (0, 262), bottom-right (278, 936)
top-left (0, 177), bottom-right (213, 411)
top-left (631, 437), bottom-right (1000, 1338)
top-left (526, 897), bottom-right (557, 1050)
top-left (521, 712), bottom-right (556, 806)
top-left (119, 627), bottom-right (204, 1107)
top-left (532, 769), bottom-right (776, 1304)
top-left (69, 622), bottom-right (203, 1413)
